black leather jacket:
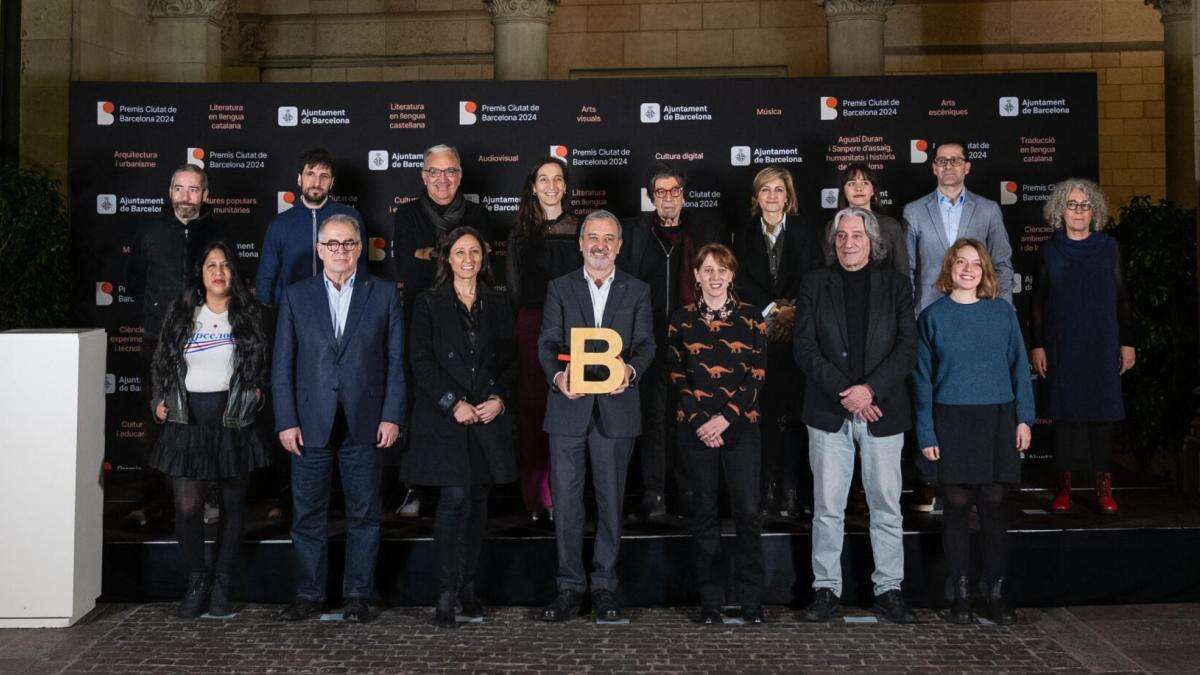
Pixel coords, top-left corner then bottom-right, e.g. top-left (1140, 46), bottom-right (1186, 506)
top-left (153, 360), bottom-right (261, 429)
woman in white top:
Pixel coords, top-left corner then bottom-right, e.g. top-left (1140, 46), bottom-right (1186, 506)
top-left (149, 241), bottom-right (270, 619)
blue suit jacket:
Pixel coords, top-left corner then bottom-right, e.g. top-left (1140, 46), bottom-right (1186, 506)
top-left (903, 188), bottom-right (1014, 314)
top-left (272, 272), bottom-right (406, 448)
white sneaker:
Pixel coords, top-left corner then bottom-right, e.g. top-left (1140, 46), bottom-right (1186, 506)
top-left (203, 502), bottom-right (221, 525)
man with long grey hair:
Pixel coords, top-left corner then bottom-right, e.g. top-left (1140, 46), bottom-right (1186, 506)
top-left (794, 206), bottom-right (918, 624)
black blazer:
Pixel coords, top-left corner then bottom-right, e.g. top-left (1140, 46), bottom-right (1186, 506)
top-left (400, 285), bottom-right (518, 486)
top-left (537, 268), bottom-right (656, 438)
top-left (793, 266), bottom-right (917, 437)
top-left (730, 214), bottom-right (821, 309)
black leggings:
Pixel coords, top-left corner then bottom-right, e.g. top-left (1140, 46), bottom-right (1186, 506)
top-left (1054, 421), bottom-right (1113, 473)
top-left (173, 476), bottom-right (248, 577)
top-left (434, 485), bottom-right (490, 594)
top-left (941, 483), bottom-right (1008, 585)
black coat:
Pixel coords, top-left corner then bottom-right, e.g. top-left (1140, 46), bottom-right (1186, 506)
top-left (127, 205), bottom-right (225, 340)
top-left (390, 197), bottom-right (490, 307)
top-left (730, 214), bottom-right (822, 423)
top-left (617, 211), bottom-right (724, 344)
top-left (793, 266), bottom-right (917, 437)
top-left (400, 284), bottom-right (517, 486)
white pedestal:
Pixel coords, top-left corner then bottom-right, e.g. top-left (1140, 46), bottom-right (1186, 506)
top-left (0, 329), bottom-right (106, 628)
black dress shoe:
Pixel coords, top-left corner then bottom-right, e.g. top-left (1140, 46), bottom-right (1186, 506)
top-left (434, 591), bottom-right (458, 628)
top-left (459, 588), bottom-right (484, 620)
top-left (801, 588), bottom-right (840, 622)
top-left (342, 597), bottom-right (374, 623)
top-left (699, 606), bottom-right (723, 625)
top-left (742, 605), bottom-right (766, 625)
top-left (279, 598), bottom-right (322, 622)
top-left (540, 589), bottom-right (582, 622)
top-left (592, 589), bottom-right (626, 622)
top-left (872, 589), bottom-right (916, 624)
top-left (948, 576), bottom-right (974, 625)
top-left (176, 572), bottom-right (211, 619)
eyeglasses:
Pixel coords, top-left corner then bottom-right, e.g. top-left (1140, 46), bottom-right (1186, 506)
top-left (1064, 201), bottom-right (1093, 212)
top-left (423, 167), bottom-right (462, 179)
top-left (320, 240), bottom-right (360, 253)
top-left (932, 157), bottom-right (966, 168)
top-left (653, 187), bottom-right (683, 199)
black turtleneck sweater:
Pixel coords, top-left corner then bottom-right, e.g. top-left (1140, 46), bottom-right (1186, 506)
top-left (839, 264), bottom-right (870, 383)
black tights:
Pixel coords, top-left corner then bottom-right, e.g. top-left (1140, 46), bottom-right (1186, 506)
top-left (173, 476), bottom-right (248, 577)
top-left (434, 485), bottom-right (490, 594)
top-left (941, 483), bottom-right (1008, 584)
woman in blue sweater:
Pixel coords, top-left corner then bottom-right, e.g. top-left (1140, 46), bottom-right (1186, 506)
top-left (915, 239), bottom-right (1034, 626)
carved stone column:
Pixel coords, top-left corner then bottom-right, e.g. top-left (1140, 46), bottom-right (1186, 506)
top-left (1148, 0), bottom-right (1195, 207)
top-left (147, 0), bottom-right (230, 82)
top-left (484, 0), bottom-right (558, 81)
top-left (816, 0), bottom-right (894, 77)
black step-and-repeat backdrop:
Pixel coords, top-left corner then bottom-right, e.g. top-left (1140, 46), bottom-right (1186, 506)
top-left (69, 74), bottom-right (1097, 476)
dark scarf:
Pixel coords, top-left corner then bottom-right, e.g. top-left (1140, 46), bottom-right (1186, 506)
top-left (655, 214), bottom-right (698, 308)
top-left (419, 192), bottom-right (467, 235)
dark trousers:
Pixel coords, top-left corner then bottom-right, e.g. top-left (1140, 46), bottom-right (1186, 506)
top-left (549, 419), bottom-right (635, 593)
top-left (517, 309), bottom-right (553, 511)
top-left (290, 410), bottom-right (381, 601)
top-left (1054, 421), bottom-right (1114, 473)
top-left (638, 359), bottom-right (685, 500)
top-left (683, 429), bottom-right (764, 608)
top-left (434, 484), bottom-right (490, 594)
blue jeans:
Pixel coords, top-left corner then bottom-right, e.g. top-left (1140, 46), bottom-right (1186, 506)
top-left (291, 442), bottom-right (381, 601)
top-left (808, 418), bottom-right (904, 597)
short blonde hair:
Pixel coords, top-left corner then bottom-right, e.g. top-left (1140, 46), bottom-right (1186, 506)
top-left (934, 238), bottom-right (999, 300)
top-left (749, 166), bottom-right (798, 216)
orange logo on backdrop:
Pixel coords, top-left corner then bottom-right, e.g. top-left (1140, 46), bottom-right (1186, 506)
top-left (569, 328), bottom-right (624, 395)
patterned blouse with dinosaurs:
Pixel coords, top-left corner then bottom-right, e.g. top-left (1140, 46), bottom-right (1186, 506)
top-left (666, 298), bottom-right (769, 435)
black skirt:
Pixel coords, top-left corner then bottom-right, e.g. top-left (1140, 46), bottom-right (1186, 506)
top-left (149, 391), bottom-right (271, 480)
top-left (933, 402), bottom-right (1021, 485)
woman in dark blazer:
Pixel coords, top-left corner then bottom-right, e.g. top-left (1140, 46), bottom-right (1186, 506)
top-left (401, 226), bottom-right (517, 628)
top-left (731, 165), bottom-right (822, 517)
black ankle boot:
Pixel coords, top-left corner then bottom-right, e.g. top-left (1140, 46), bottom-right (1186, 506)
top-left (208, 573), bottom-right (235, 618)
top-left (948, 576), bottom-right (973, 625)
top-left (458, 586), bottom-right (484, 619)
top-left (177, 572), bottom-right (211, 619)
top-left (434, 591), bottom-right (458, 628)
top-left (987, 577), bottom-right (1016, 625)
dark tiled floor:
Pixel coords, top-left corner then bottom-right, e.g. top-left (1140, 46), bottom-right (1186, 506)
top-left (2, 602), bottom-right (1198, 673)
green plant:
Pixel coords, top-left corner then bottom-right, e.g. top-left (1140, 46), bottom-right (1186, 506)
top-left (1108, 196), bottom-right (1198, 482)
top-left (0, 160), bottom-right (72, 330)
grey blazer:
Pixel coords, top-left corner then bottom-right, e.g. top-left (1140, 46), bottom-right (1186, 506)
top-left (537, 268), bottom-right (656, 438)
top-left (903, 188), bottom-right (1014, 314)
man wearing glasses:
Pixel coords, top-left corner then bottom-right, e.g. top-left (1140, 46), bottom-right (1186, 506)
top-left (618, 163), bottom-right (722, 522)
top-left (904, 140), bottom-right (1014, 314)
top-left (391, 144), bottom-right (490, 308)
top-left (902, 140), bottom-right (1015, 515)
top-left (256, 148), bottom-right (365, 307)
top-left (273, 213), bottom-right (406, 623)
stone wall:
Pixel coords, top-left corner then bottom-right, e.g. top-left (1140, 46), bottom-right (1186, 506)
top-left (881, 0), bottom-right (1167, 203)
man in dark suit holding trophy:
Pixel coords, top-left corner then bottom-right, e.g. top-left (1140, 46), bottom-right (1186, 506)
top-left (536, 210), bottom-right (656, 623)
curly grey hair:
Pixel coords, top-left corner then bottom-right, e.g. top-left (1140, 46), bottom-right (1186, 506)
top-left (1043, 178), bottom-right (1109, 231)
top-left (828, 206), bottom-right (884, 263)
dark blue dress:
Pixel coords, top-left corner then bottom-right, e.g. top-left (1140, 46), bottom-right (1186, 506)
top-left (1031, 230), bottom-right (1134, 422)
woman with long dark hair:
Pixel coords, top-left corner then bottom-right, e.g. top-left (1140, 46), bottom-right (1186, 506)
top-left (825, 162), bottom-right (909, 275)
top-left (149, 240), bottom-right (271, 619)
top-left (506, 157), bottom-right (580, 522)
top-left (402, 226), bottom-right (517, 627)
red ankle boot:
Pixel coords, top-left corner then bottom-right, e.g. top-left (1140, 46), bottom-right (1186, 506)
top-left (1095, 472), bottom-right (1119, 515)
top-left (1050, 471), bottom-right (1072, 513)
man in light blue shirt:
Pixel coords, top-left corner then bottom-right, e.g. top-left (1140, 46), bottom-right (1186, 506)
top-left (903, 140), bottom-right (1013, 316)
